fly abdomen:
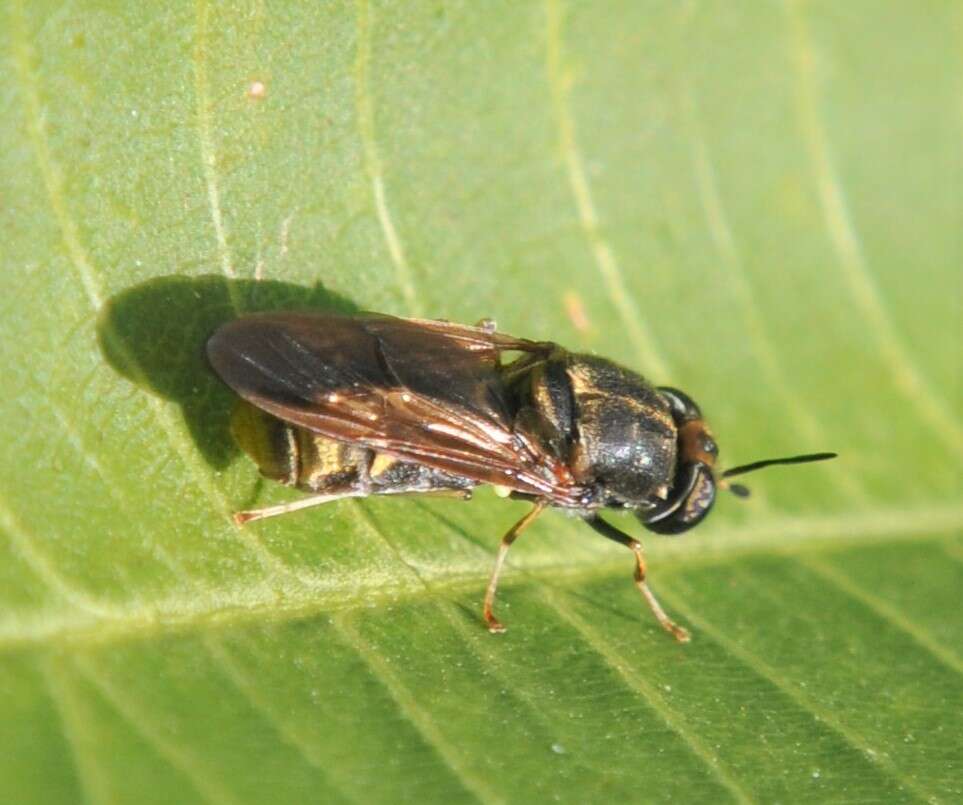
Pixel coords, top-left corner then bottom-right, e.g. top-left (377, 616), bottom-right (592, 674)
top-left (230, 400), bottom-right (300, 486)
top-left (231, 400), bottom-right (474, 497)
top-left (231, 400), bottom-right (366, 492)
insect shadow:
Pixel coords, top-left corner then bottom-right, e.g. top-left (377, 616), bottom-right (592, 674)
top-left (97, 274), bottom-right (358, 469)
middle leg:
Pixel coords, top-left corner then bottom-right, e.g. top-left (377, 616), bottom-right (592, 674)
top-left (483, 499), bottom-right (548, 634)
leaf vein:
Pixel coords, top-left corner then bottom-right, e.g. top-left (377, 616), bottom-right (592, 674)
top-left (74, 656), bottom-right (243, 805)
top-left (786, 0), bottom-right (963, 458)
top-left (799, 555), bottom-right (963, 675)
top-left (543, 589), bottom-right (754, 805)
top-left (10, 0), bottom-right (104, 307)
top-left (658, 582), bottom-right (938, 804)
top-left (10, 0), bottom-right (298, 589)
top-left (430, 599), bottom-right (618, 783)
top-left (203, 636), bottom-right (359, 804)
top-left (1, 503), bottom-right (960, 651)
top-left (0, 497), bottom-right (111, 616)
top-left (354, 0), bottom-right (421, 315)
top-left (42, 392), bottom-right (194, 589)
top-left (193, 0), bottom-right (240, 299)
top-left (544, 0), bottom-right (670, 379)
top-left (333, 615), bottom-right (500, 805)
top-left (40, 658), bottom-right (113, 805)
top-left (679, 82), bottom-right (867, 503)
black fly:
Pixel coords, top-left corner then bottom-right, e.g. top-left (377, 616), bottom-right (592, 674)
top-left (208, 312), bottom-right (836, 641)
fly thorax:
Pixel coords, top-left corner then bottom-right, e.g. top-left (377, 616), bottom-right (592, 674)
top-left (566, 356), bottom-right (677, 507)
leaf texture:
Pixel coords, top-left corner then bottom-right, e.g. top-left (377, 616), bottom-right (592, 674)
top-left (1, 1), bottom-right (961, 802)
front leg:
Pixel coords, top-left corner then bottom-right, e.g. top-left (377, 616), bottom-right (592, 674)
top-left (583, 516), bottom-right (690, 643)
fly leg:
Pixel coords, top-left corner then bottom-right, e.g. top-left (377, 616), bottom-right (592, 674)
top-left (234, 484), bottom-right (472, 525)
top-left (584, 516), bottom-right (690, 643)
top-left (483, 499), bottom-right (548, 634)
top-left (233, 491), bottom-right (368, 525)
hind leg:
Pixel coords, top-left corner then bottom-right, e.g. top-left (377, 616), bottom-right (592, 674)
top-left (233, 490), bottom-right (368, 525)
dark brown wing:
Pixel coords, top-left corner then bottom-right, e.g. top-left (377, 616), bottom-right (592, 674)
top-left (207, 312), bottom-right (584, 503)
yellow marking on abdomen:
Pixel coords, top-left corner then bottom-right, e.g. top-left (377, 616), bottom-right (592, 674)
top-left (369, 452), bottom-right (399, 479)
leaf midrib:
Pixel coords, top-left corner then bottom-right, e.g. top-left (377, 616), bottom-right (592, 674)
top-left (3, 502), bottom-right (960, 654)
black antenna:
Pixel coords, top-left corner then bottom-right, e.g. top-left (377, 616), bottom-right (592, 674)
top-left (722, 452), bottom-right (838, 480)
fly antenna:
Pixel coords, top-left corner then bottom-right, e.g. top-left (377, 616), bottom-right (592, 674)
top-left (719, 452), bottom-right (837, 499)
top-left (722, 452), bottom-right (838, 479)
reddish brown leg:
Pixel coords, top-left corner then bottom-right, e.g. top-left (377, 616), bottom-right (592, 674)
top-left (584, 516), bottom-right (690, 643)
top-left (483, 500), bottom-right (548, 634)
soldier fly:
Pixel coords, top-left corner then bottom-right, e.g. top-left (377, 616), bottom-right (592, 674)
top-left (207, 312), bottom-right (836, 641)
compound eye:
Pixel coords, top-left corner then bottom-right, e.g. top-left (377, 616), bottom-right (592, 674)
top-left (640, 463), bottom-right (716, 536)
top-left (657, 387), bottom-right (703, 424)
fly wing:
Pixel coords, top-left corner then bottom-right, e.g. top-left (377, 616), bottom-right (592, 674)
top-left (207, 312), bottom-right (582, 502)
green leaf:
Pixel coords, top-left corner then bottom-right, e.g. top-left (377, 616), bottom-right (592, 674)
top-left (2, 1), bottom-right (961, 803)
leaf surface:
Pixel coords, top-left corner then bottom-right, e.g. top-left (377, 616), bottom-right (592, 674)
top-left (1, 1), bottom-right (961, 802)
